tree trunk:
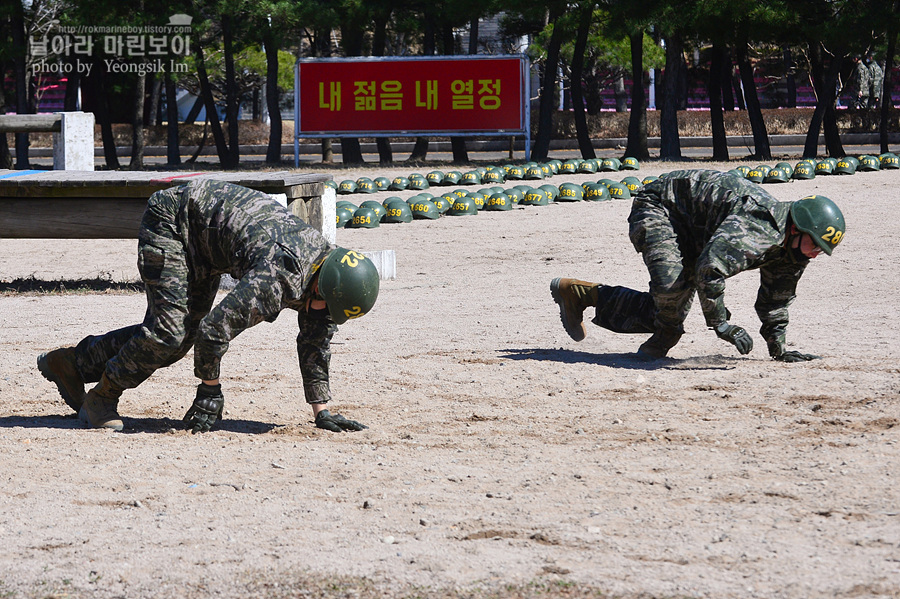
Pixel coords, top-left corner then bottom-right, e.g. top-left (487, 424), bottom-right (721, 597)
top-left (222, 15), bottom-right (240, 169)
top-left (625, 31), bottom-right (649, 160)
top-left (736, 43), bottom-right (771, 159)
top-left (614, 74), bottom-right (627, 112)
top-left (659, 34), bottom-right (683, 160)
top-left (469, 18), bottom-right (479, 54)
top-left (164, 70), bottom-right (181, 166)
top-left (571, 3), bottom-right (595, 159)
top-left (341, 138), bottom-right (364, 164)
top-left (91, 62), bottom-right (120, 169)
top-left (532, 3), bottom-right (566, 161)
top-left (709, 43), bottom-right (729, 161)
top-left (881, 24), bottom-right (897, 153)
top-left (784, 46), bottom-right (797, 108)
top-left (721, 48), bottom-right (735, 111)
top-left (12, 0), bottom-right (30, 169)
top-left (263, 22), bottom-right (282, 164)
top-left (823, 56), bottom-right (846, 157)
top-left (804, 42), bottom-right (845, 158)
top-left (322, 139), bottom-right (333, 163)
top-left (195, 42), bottom-right (231, 167)
top-left (129, 72), bottom-right (147, 170)
top-left (147, 76), bottom-right (162, 126)
top-left (0, 68), bottom-right (12, 169)
top-left (64, 68), bottom-right (80, 111)
top-left (410, 137), bottom-right (429, 161)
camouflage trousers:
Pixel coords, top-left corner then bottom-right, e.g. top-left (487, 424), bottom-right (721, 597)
top-left (73, 192), bottom-right (220, 390)
top-left (592, 197), bottom-right (699, 337)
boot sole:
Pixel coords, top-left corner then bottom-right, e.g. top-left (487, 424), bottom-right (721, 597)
top-left (550, 278), bottom-right (586, 342)
top-left (37, 352), bottom-right (84, 413)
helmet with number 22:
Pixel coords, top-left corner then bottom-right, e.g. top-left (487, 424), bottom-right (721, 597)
top-left (317, 248), bottom-right (380, 324)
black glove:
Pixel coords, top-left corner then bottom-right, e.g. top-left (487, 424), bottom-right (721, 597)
top-left (315, 409), bottom-right (368, 433)
top-left (715, 323), bottom-right (754, 355)
top-left (183, 383), bottom-right (224, 434)
top-left (774, 350), bottom-right (821, 363)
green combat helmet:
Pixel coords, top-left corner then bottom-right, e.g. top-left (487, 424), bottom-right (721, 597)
top-left (539, 184), bottom-right (559, 201)
top-left (503, 187), bottom-right (523, 204)
top-left (360, 200), bottom-right (386, 221)
top-left (735, 165), bottom-right (751, 177)
top-left (621, 176), bottom-right (643, 193)
top-left (382, 196), bottom-right (405, 208)
top-left (355, 177), bottom-right (377, 193)
top-left (426, 171), bottom-right (445, 185)
top-left (317, 248), bottom-right (380, 324)
top-left (468, 191), bottom-right (486, 210)
top-left (621, 156), bottom-right (640, 170)
top-left (383, 201), bottom-right (413, 224)
top-left (791, 162), bottom-right (816, 180)
top-left (374, 176), bottom-right (391, 191)
top-left (560, 160), bottom-right (579, 174)
top-left (324, 180), bottom-right (338, 190)
top-left (506, 165), bottom-right (525, 180)
top-left (815, 159), bottom-right (834, 175)
top-left (521, 187), bottom-right (549, 206)
top-left (338, 180), bottom-right (358, 194)
top-left (556, 182), bottom-right (584, 202)
top-left (389, 176), bottom-right (410, 191)
top-left (833, 158), bottom-right (856, 175)
top-left (607, 182), bottom-right (631, 200)
top-left (451, 189), bottom-right (469, 198)
top-left (641, 175), bottom-right (659, 185)
top-left (482, 169), bottom-right (506, 184)
top-left (745, 167), bottom-right (766, 183)
top-left (577, 160), bottom-right (598, 174)
top-left (879, 153), bottom-right (899, 169)
top-left (600, 158), bottom-right (621, 172)
top-left (548, 159), bottom-right (562, 174)
top-left (790, 195), bottom-right (845, 255)
top-left (462, 171), bottom-right (482, 185)
top-left (336, 200), bottom-right (358, 212)
top-left (408, 176), bottom-right (431, 190)
top-left (858, 155), bottom-right (880, 171)
top-left (347, 206), bottom-right (379, 229)
top-left (336, 205), bottom-right (354, 228)
top-left (524, 165), bottom-right (544, 180)
top-left (583, 182), bottom-right (611, 201)
top-left (764, 167), bottom-right (789, 183)
top-left (442, 171), bottom-right (462, 186)
top-left (448, 197), bottom-right (478, 216)
top-left (485, 192), bottom-right (512, 211)
top-left (775, 162), bottom-right (794, 177)
top-left (431, 195), bottom-right (453, 214)
top-left (410, 199), bottom-right (440, 219)
top-left (844, 156), bottom-right (860, 169)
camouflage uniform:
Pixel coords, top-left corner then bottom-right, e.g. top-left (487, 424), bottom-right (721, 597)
top-left (869, 60), bottom-right (884, 108)
top-left (71, 180), bottom-right (337, 405)
top-left (592, 169), bottom-right (807, 355)
top-left (851, 58), bottom-right (872, 109)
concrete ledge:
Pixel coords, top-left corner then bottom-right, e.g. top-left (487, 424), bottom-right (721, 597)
top-left (360, 250), bottom-right (396, 281)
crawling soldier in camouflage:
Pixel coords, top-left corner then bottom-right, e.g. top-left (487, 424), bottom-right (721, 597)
top-left (551, 169), bottom-right (846, 361)
top-left (37, 180), bottom-right (380, 433)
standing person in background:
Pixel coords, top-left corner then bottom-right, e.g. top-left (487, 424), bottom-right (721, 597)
top-left (868, 52), bottom-right (884, 109)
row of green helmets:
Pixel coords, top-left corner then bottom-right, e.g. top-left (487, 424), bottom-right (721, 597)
top-left (337, 174), bottom-right (660, 228)
top-left (729, 152), bottom-right (899, 184)
top-left (329, 157), bottom-right (642, 195)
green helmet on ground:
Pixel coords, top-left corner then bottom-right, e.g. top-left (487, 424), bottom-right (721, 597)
top-left (791, 163), bottom-right (816, 180)
top-left (539, 184), bottom-right (559, 201)
top-left (335, 205), bottom-right (354, 228)
top-left (426, 171), bottom-right (445, 185)
top-left (556, 182), bottom-right (584, 202)
top-left (597, 178), bottom-right (617, 188)
top-left (348, 206), bottom-right (379, 228)
top-left (485, 192), bottom-right (512, 211)
top-left (338, 180), bottom-right (358, 194)
top-left (360, 200), bottom-right (386, 220)
top-left (450, 189), bottom-right (469, 198)
top-left (607, 182), bottom-right (631, 200)
top-left (735, 165), bottom-right (751, 176)
top-left (317, 248), bottom-right (380, 325)
top-left (641, 175), bottom-right (659, 185)
top-left (506, 165), bottom-right (525, 180)
top-left (524, 165), bottom-right (544, 180)
top-left (383, 201), bottom-right (413, 223)
top-left (600, 158), bottom-right (621, 172)
top-left (448, 197), bottom-right (478, 215)
top-left (462, 171), bottom-right (482, 185)
top-left (879, 153), bottom-right (899, 169)
top-left (442, 171), bottom-right (462, 186)
top-left (540, 164), bottom-right (552, 177)
top-left (504, 187), bottom-right (523, 204)
top-left (577, 160), bottom-right (598, 174)
top-left (845, 156), bottom-right (860, 168)
top-left (410, 199), bottom-right (440, 219)
top-left (468, 192), bottom-right (486, 210)
top-left (482, 169), bottom-right (506, 184)
top-left (745, 168), bottom-right (766, 183)
top-left (775, 162), bottom-right (793, 177)
top-left (583, 183), bottom-right (611, 201)
top-left (833, 158), bottom-right (856, 175)
top-left (560, 160), bottom-right (579, 174)
top-left (374, 176), bottom-right (391, 191)
top-left (324, 180), bottom-right (338, 190)
top-left (790, 195), bottom-right (845, 255)
top-left (431, 195), bottom-right (453, 214)
top-left (408, 176), bottom-right (430, 190)
top-left (764, 167), bottom-right (789, 183)
top-left (620, 176), bottom-right (643, 193)
top-left (858, 155), bottom-right (880, 171)
top-left (815, 160), bottom-right (834, 175)
top-left (382, 196), bottom-right (404, 208)
top-left (355, 177), bottom-right (377, 193)
top-left (336, 200), bottom-right (358, 212)
top-left (548, 160), bottom-right (562, 173)
top-left (621, 157), bottom-right (640, 170)
top-left (521, 187), bottom-right (549, 206)
top-left (389, 176), bottom-right (410, 191)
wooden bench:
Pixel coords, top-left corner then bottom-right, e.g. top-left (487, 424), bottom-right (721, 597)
top-left (0, 112), bottom-right (95, 171)
top-left (0, 170), bottom-right (336, 242)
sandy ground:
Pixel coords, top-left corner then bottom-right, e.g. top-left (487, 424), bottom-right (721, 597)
top-left (0, 160), bottom-right (898, 599)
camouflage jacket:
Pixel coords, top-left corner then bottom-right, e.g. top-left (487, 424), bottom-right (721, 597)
top-left (635, 169), bottom-right (807, 348)
top-left (155, 180), bottom-right (336, 404)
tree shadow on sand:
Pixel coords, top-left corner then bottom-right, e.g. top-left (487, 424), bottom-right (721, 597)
top-left (500, 347), bottom-right (739, 371)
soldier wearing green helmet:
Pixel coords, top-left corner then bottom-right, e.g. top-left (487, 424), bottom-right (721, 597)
top-left (37, 180), bottom-right (379, 434)
top-left (550, 169), bottom-right (845, 362)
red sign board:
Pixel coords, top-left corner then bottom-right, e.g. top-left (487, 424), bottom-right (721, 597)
top-left (295, 56), bottom-right (527, 136)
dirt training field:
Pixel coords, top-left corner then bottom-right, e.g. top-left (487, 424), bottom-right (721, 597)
top-left (0, 160), bottom-right (897, 599)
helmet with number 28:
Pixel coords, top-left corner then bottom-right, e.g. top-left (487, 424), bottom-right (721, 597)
top-left (316, 248), bottom-right (380, 324)
top-left (790, 195), bottom-right (846, 256)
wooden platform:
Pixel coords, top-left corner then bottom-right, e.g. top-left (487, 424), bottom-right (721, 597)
top-left (0, 170), bottom-right (331, 238)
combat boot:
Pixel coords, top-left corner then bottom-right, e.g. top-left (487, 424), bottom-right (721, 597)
top-left (79, 374), bottom-right (124, 431)
top-left (37, 347), bottom-right (86, 413)
top-left (637, 329), bottom-right (683, 360)
top-left (550, 278), bottom-right (600, 342)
